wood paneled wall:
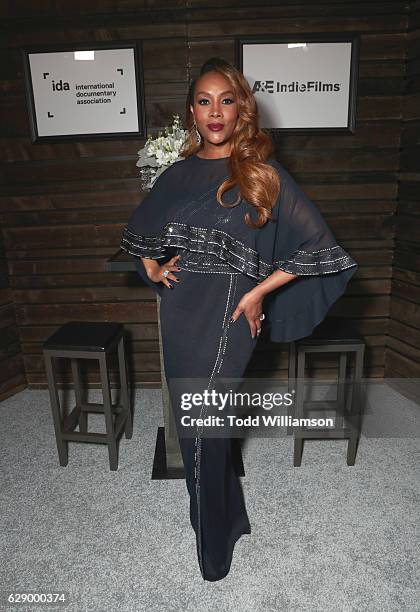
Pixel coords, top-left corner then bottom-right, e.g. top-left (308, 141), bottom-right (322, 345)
top-left (0, 0), bottom-right (413, 394)
top-left (0, 230), bottom-right (26, 400)
top-left (386, 0), bottom-right (420, 377)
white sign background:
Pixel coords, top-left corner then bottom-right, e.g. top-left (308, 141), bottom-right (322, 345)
top-left (28, 48), bottom-right (140, 136)
top-left (243, 42), bottom-right (353, 129)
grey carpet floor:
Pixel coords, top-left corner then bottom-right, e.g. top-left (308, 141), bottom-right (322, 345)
top-left (0, 384), bottom-right (419, 612)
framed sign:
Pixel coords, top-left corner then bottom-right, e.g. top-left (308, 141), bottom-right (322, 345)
top-left (21, 40), bottom-right (146, 143)
top-left (236, 34), bottom-right (360, 133)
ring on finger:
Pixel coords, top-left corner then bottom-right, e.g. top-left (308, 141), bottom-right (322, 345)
top-left (162, 269), bottom-right (170, 278)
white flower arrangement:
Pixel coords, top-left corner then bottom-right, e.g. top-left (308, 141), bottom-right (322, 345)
top-left (136, 114), bottom-right (189, 189)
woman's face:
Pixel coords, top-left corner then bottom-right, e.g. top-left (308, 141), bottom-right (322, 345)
top-left (189, 71), bottom-right (238, 154)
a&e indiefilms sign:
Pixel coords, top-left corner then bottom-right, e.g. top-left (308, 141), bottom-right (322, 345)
top-left (236, 34), bottom-right (360, 133)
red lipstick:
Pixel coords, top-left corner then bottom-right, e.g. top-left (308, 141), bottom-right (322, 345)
top-left (207, 123), bottom-right (224, 131)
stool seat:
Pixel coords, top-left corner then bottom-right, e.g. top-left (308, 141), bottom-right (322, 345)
top-left (296, 316), bottom-right (363, 345)
top-left (43, 321), bottom-right (123, 352)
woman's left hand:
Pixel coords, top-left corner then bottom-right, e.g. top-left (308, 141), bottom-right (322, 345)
top-left (230, 291), bottom-right (265, 339)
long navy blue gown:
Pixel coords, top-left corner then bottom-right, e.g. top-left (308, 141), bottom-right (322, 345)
top-left (120, 154), bottom-right (358, 581)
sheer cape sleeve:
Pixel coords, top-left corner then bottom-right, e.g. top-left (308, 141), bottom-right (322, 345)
top-left (256, 161), bottom-right (358, 343)
top-left (120, 165), bottom-right (178, 298)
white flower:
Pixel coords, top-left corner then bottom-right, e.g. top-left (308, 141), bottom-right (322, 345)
top-left (136, 114), bottom-right (189, 189)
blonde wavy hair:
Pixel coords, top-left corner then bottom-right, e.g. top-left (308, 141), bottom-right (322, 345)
top-left (180, 57), bottom-right (281, 229)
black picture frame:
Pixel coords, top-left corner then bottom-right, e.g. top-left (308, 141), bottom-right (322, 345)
top-left (21, 40), bottom-right (146, 143)
top-left (235, 33), bottom-right (360, 134)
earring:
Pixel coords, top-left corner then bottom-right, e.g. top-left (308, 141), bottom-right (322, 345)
top-left (193, 120), bottom-right (202, 144)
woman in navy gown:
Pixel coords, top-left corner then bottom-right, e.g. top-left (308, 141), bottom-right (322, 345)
top-left (120, 57), bottom-right (358, 581)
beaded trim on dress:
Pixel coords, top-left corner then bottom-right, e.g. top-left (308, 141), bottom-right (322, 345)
top-left (273, 245), bottom-right (357, 276)
top-left (121, 221), bottom-right (358, 281)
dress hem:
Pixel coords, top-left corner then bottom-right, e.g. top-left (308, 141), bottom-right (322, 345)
top-left (191, 515), bottom-right (252, 582)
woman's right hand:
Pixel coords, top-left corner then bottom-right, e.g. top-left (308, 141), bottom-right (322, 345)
top-left (147, 254), bottom-right (182, 288)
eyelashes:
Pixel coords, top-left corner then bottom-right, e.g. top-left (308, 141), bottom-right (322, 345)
top-left (198, 98), bottom-right (235, 105)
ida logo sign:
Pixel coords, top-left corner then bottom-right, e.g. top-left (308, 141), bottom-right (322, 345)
top-left (51, 79), bottom-right (70, 91)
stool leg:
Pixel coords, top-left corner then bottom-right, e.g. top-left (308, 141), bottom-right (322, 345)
top-left (337, 352), bottom-right (347, 430)
top-left (71, 358), bottom-right (87, 434)
top-left (347, 436), bottom-right (359, 467)
top-left (293, 349), bottom-right (306, 467)
top-left (98, 352), bottom-right (119, 471)
top-left (347, 346), bottom-right (364, 466)
top-left (294, 439), bottom-right (304, 467)
top-left (44, 353), bottom-right (68, 466)
top-left (287, 341), bottom-right (296, 436)
top-left (117, 335), bottom-right (132, 439)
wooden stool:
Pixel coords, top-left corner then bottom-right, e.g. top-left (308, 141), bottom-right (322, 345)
top-left (43, 321), bottom-right (132, 471)
top-left (288, 317), bottom-right (365, 466)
